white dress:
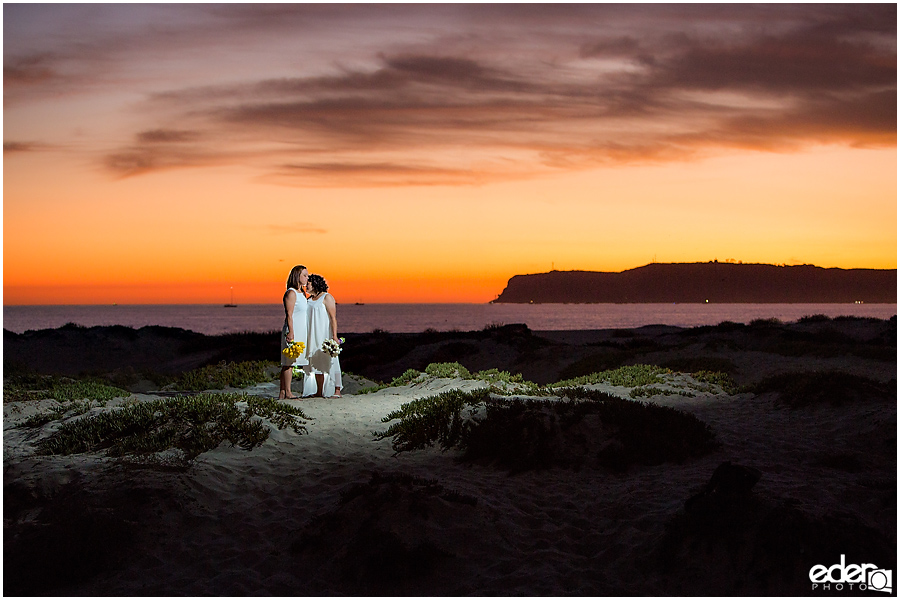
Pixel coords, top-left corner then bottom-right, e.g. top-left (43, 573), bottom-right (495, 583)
top-left (280, 288), bottom-right (309, 367)
top-left (303, 292), bottom-right (342, 396)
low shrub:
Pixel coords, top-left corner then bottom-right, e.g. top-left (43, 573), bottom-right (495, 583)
top-left (690, 371), bottom-right (740, 395)
top-left (660, 356), bottom-right (738, 376)
top-left (393, 368), bottom-right (425, 385)
top-left (47, 380), bottom-right (129, 402)
top-left (375, 387), bottom-right (718, 473)
top-left (19, 400), bottom-right (97, 428)
top-left (424, 362), bottom-right (471, 379)
top-left (176, 360), bottom-right (274, 391)
top-left (375, 388), bottom-right (489, 453)
top-left (4, 377), bottom-right (128, 404)
top-left (754, 371), bottom-right (896, 408)
top-left (629, 386), bottom-right (672, 399)
top-left (472, 369), bottom-right (524, 385)
top-left (356, 368), bottom-right (425, 394)
top-left (750, 318), bottom-right (783, 327)
top-left (357, 363), bottom-right (540, 395)
top-left (798, 314), bottom-right (832, 323)
top-left (35, 393), bottom-right (309, 459)
top-left (556, 351), bottom-right (628, 380)
top-left (553, 364), bottom-right (672, 388)
top-left (359, 363), bottom-right (682, 399)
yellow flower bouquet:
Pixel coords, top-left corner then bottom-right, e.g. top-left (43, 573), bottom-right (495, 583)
top-left (282, 340), bottom-right (306, 360)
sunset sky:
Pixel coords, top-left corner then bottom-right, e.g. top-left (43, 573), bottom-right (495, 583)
top-left (4, 3), bottom-right (896, 304)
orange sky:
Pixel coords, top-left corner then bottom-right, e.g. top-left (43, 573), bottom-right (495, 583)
top-left (4, 4), bottom-right (897, 305)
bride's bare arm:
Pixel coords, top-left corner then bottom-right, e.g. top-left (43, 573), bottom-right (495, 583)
top-left (324, 294), bottom-right (339, 341)
top-left (283, 289), bottom-right (296, 342)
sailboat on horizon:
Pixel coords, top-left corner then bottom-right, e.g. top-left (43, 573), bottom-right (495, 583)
top-left (224, 287), bottom-right (237, 308)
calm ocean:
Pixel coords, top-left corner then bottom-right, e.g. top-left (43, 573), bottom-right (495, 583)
top-left (3, 303), bottom-right (896, 336)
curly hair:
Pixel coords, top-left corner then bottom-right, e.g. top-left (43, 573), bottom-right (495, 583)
top-left (307, 274), bottom-right (329, 294)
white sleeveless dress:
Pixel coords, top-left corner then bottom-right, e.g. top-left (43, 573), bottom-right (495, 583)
top-left (303, 292), bottom-right (342, 396)
top-left (280, 288), bottom-right (309, 367)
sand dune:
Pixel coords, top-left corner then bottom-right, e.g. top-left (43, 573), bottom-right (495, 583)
top-left (3, 321), bottom-right (896, 595)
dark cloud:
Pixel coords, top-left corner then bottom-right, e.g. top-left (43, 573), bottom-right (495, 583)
top-left (579, 37), bottom-right (642, 59)
top-left (653, 28), bottom-right (896, 93)
top-left (78, 4), bottom-right (895, 185)
top-left (4, 141), bottom-right (45, 153)
top-left (267, 161), bottom-right (497, 187)
top-left (136, 129), bottom-right (201, 144)
top-left (719, 88), bottom-right (898, 149)
top-left (3, 53), bottom-right (57, 87)
top-left (104, 146), bottom-right (234, 178)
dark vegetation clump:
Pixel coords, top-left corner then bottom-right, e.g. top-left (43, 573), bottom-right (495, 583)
top-left (684, 320), bottom-right (747, 336)
top-left (4, 373), bottom-right (128, 403)
top-left (557, 351), bottom-right (629, 380)
top-left (754, 371), bottom-right (897, 408)
top-left (375, 388), bottom-right (489, 453)
top-left (427, 341), bottom-right (480, 364)
top-left (35, 393), bottom-right (309, 460)
top-left (8, 318), bottom-right (894, 392)
top-left (797, 313), bottom-right (832, 323)
top-left (340, 323), bottom-right (549, 382)
top-left (690, 370), bottom-right (741, 395)
top-left (659, 356), bottom-right (739, 378)
top-left (375, 387), bottom-right (718, 473)
top-left (175, 360), bottom-right (274, 390)
top-left (673, 316), bottom-right (896, 365)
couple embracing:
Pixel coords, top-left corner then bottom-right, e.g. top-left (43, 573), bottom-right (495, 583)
top-left (279, 264), bottom-right (343, 400)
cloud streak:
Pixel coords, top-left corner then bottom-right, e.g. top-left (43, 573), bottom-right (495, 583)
top-left (4, 141), bottom-right (51, 154)
top-left (5, 4), bottom-right (895, 186)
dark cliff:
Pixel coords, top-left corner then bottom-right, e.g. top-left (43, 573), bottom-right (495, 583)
top-left (493, 263), bottom-right (897, 303)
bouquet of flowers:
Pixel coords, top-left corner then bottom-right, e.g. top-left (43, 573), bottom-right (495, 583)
top-left (322, 337), bottom-right (345, 357)
top-left (282, 340), bottom-right (306, 360)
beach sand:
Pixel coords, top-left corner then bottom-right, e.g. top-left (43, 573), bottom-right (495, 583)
top-left (3, 320), bottom-right (896, 595)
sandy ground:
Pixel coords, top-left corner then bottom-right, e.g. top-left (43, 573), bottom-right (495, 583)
top-left (3, 326), bottom-right (896, 596)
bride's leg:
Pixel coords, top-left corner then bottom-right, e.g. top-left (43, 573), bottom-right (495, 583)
top-left (315, 373), bottom-right (325, 397)
top-left (279, 366), bottom-right (294, 399)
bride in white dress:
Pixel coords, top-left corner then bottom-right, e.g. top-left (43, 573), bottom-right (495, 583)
top-left (302, 274), bottom-right (342, 398)
top-left (279, 265), bottom-right (309, 399)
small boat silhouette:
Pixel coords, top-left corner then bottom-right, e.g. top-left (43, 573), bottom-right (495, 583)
top-left (224, 287), bottom-right (237, 307)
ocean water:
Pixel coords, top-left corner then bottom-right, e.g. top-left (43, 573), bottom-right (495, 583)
top-left (3, 303), bottom-right (896, 336)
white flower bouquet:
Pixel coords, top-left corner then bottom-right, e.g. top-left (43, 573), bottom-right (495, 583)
top-left (322, 337), bottom-right (344, 357)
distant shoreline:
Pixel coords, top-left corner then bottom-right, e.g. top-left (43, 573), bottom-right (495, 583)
top-left (495, 262), bottom-right (897, 304)
top-left (4, 302), bottom-right (896, 336)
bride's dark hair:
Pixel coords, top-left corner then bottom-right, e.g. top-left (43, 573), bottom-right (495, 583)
top-left (308, 274), bottom-right (328, 294)
top-left (286, 265), bottom-right (307, 290)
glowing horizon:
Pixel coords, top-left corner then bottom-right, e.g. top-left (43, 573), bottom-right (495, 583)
top-left (4, 4), bottom-right (896, 306)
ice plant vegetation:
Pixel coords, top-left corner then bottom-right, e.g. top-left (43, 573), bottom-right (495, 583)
top-left (177, 360), bottom-right (275, 391)
top-left (375, 387), bottom-right (718, 473)
top-left (35, 393), bottom-right (310, 460)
